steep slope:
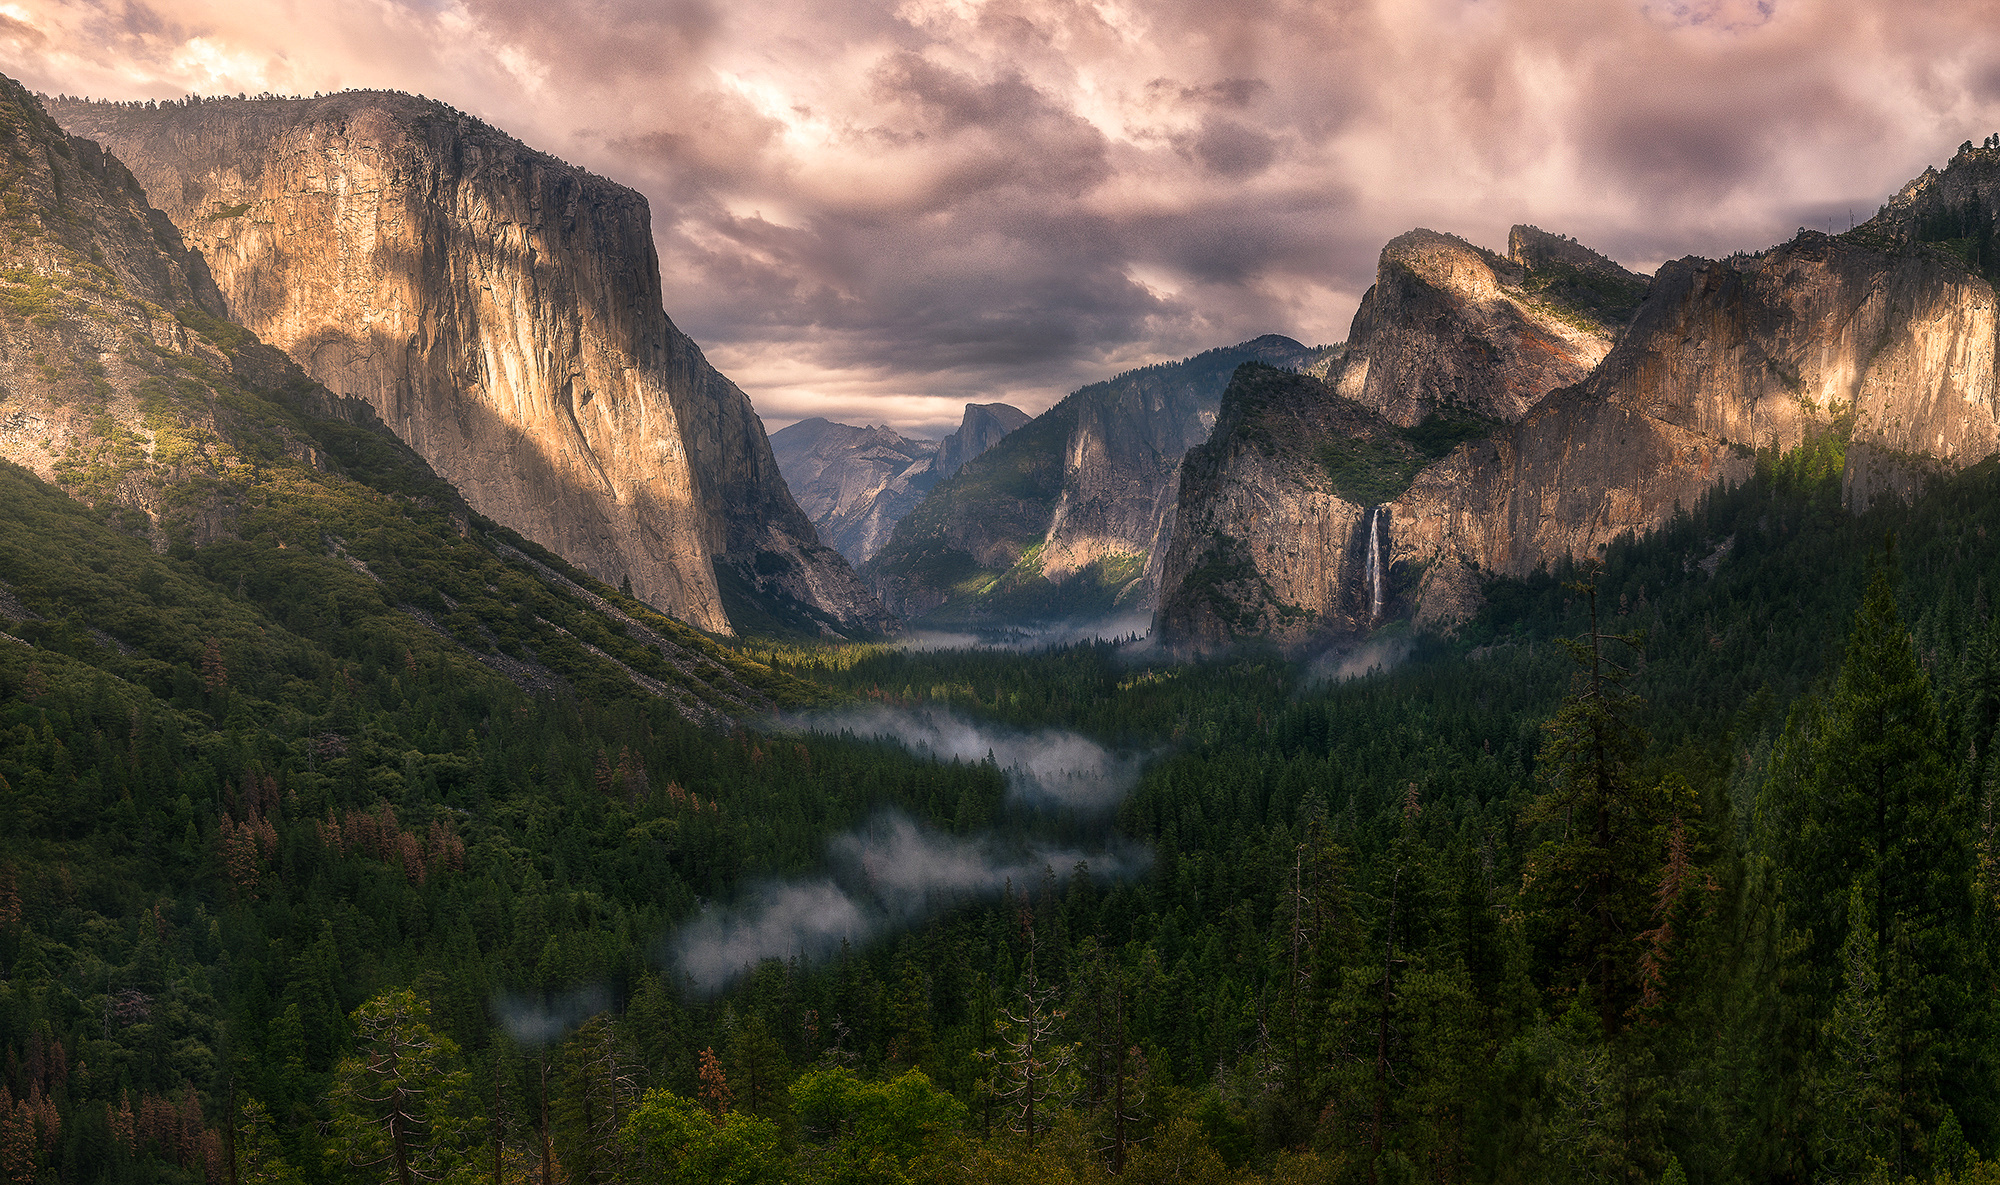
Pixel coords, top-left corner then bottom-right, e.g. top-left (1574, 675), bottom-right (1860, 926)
top-left (770, 401), bottom-right (1025, 566)
top-left (1158, 157), bottom-right (2000, 652)
top-left (935, 401), bottom-right (1030, 477)
top-left (867, 335), bottom-right (1331, 623)
top-left (0, 74), bottom-right (817, 720)
top-left (1322, 226), bottom-right (1646, 426)
top-left (49, 92), bottom-right (891, 638)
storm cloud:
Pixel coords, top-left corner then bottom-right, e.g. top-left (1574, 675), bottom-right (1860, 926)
top-left (9, 1), bottom-right (1999, 434)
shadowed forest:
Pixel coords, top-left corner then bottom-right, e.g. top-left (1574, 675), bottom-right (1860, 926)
top-left (8, 436), bottom-right (2000, 1185)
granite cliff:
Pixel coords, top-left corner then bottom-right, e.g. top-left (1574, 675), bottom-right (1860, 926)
top-left (1158, 156), bottom-right (2000, 652)
top-left (769, 402), bottom-right (1026, 566)
top-left (50, 92), bottom-right (891, 637)
top-left (0, 75), bottom-right (811, 722)
top-left (866, 335), bottom-right (1332, 625)
top-left (1320, 225), bottom-right (1646, 426)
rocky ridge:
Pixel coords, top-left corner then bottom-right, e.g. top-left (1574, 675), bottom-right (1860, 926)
top-left (770, 402), bottom-right (1026, 566)
top-left (50, 92), bottom-right (891, 637)
top-left (867, 335), bottom-right (1332, 625)
top-left (1158, 160), bottom-right (2000, 652)
top-left (1319, 226), bottom-right (1646, 426)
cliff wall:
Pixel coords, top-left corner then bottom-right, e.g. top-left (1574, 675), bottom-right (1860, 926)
top-left (1157, 198), bottom-right (2000, 652)
top-left (51, 93), bottom-right (890, 636)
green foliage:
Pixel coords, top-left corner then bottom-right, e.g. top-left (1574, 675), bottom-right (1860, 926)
top-left (328, 989), bottom-right (480, 1185)
top-left (1519, 257), bottom-right (1651, 329)
top-left (1316, 409), bottom-right (1490, 506)
top-left (793, 1065), bottom-right (968, 1180)
top-left (622, 1088), bottom-right (790, 1185)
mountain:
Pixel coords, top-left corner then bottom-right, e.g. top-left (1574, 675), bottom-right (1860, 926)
top-left (1322, 225), bottom-right (1646, 426)
top-left (934, 401), bottom-right (1031, 476)
top-left (866, 335), bottom-right (1333, 624)
top-left (0, 73), bottom-right (812, 722)
top-left (48, 91), bottom-right (892, 638)
top-left (769, 402), bottom-right (1026, 566)
top-left (1158, 152), bottom-right (2000, 651)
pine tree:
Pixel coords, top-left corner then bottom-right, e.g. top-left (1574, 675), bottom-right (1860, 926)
top-left (327, 990), bottom-right (478, 1185)
top-left (1763, 560), bottom-right (1984, 1176)
top-left (978, 921), bottom-right (1073, 1152)
top-left (1521, 573), bottom-right (1676, 1031)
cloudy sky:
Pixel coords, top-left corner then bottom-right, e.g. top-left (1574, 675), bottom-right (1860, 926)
top-left (4, 0), bottom-right (1997, 435)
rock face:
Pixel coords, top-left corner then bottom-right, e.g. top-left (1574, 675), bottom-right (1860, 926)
top-left (1325, 227), bottom-right (1645, 426)
top-left (50, 92), bottom-right (891, 637)
top-left (0, 75), bottom-right (806, 723)
top-left (867, 335), bottom-right (1332, 624)
top-left (1158, 161), bottom-right (2000, 652)
top-left (936, 403), bottom-right (1031, 479)
top-left (770, 402), bottom-right (1026, 566)
top-left (1153, 366), bottom-right (1413, 648)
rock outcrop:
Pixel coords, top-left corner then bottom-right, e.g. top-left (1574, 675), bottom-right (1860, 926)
top-left (0, 76), bottom-right (806, 722)
top-left (50, 92), bottom-right (892, 637)
top-left (867, 335), bottom-right (1332, 624)
top-left (1157, 163), bottom-right (2000, 652)
top-left (936, 402), bottom-right (1031, 480)
top-left (1324, 227), bottom-right (1646, 426)
top-left (770, 402), bottom-right (1026, 566)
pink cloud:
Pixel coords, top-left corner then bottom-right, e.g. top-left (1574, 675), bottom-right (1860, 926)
top-left (7, 0), bottom-right (1998, 433)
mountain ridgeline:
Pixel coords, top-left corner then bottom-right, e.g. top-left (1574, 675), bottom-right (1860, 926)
top-left (1155, 159), bottom-right (2000, 652)
top-left (18, 66), bottom-right (2000, 1185)
top-left (48, 91), bottom-right (892, 639)
top-left (769, 402), bottom-right (1028, 567)
top-left (865, 335), bottom-right (1335, 626)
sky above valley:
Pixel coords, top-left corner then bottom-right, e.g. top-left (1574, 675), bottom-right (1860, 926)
top-left (5, 0), bottom-right (1998, 435)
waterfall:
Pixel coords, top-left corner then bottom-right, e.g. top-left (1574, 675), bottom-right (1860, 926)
top-left (1365, 507), bottom-right (1383, 620)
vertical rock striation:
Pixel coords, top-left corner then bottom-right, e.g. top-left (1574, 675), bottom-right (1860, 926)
top-left (51, 93), bottom-right (891, 636)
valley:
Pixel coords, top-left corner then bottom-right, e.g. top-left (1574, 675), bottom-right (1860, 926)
top-left (4, 65), bottom-right (2000, 1185)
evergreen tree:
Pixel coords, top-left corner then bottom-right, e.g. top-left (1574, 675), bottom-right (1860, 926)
top-left (1763, 560), bottom-right (1985, 1176)
top-left (327, 990), bottom-right (480, 1185)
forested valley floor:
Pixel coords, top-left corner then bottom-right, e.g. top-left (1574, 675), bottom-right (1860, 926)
top-left (9, 437), bottom-right (2000, 1185)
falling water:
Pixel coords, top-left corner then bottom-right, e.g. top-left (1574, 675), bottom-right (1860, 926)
top-left (1366, 506), bottom-right (1384, 620)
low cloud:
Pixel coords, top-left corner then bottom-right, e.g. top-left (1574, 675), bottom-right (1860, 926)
top-left (671, 812), bottom-right (1148, 991)
top-left (791, 705), bottom-right (1143, 811)
top-left (1305, 635), bottom-right (1417, 685)
top-left (492, 984), bottom-right (612, 1048)
top-left (893, 611), bottom-right (1153, 655)
top-left (670, 705), bottom-right (1155, 990)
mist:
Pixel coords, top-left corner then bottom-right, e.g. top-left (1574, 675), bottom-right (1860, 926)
top-left (669, 705), bottom-right (1154, 991)
top-left (671, 812), bottom-right (1149, 991)
top-left (492, 984), bottom-right (612, 1048)
top-left (789, 706), bottom-right (1143, 811)
top-left (894, 612), bottom-right (1155, 655)
top-left (1305, 636), bottom-right (1418, 685)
